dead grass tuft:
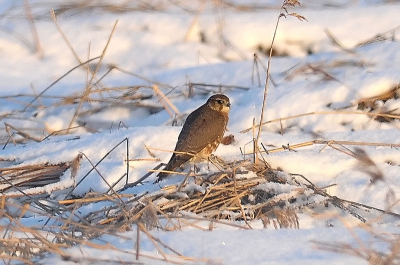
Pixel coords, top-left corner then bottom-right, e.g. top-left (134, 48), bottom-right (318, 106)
top-left (0, 163), bottom-right (69, 193)
top-left (1, 0), bottom-right (400, 263)
top-left (2, 150), bottom-right (398, 263)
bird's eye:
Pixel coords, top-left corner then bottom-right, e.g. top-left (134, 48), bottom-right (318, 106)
top-left (217, 100), bottom-right (223, 104)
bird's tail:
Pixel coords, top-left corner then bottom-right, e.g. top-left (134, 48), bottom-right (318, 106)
top-left (154, 171), bottom-right (168, 183)
top-left (155, 154), bottom-right (189, 183)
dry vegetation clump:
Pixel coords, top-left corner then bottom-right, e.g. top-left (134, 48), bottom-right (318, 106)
top-left (2, 152), bottom-right (398, 263)
top-left (1, 0), bottom-right (400, 264)
top-left (0, 163), bottom-right (69, 193)
top-left (314, 226), bottom-right (400, 265)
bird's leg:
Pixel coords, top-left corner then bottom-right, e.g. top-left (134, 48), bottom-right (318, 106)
top-left (212, 154), bottom-right (226, 164)
top-left (208, 155), bottom-right (216, 170)
top-left (193, 164), bottom-right (200, 173)
top-left (177, 170), bottom-right (192, 192)
top-left (208, 155), bottom-right (225, 171)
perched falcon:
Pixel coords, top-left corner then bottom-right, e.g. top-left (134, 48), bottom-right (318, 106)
top-left (156, 94), bottom-right (230, 182)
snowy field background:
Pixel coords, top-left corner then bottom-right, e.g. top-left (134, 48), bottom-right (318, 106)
top-left (1, 0), bottom-right (400, 264)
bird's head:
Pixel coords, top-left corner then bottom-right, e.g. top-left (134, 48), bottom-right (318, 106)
top-left (207, 94), bottom-right (230, 114)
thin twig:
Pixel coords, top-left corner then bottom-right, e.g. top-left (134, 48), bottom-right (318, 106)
top-left (67, 20), bottom-right (119, 131)
top-left (24, 0), bottom-right (43, 58)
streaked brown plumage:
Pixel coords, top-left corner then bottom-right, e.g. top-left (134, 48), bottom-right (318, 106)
top-left (156, 94), bottom-right (230, 182)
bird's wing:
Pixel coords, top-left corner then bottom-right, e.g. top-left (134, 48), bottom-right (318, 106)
top-left (157, 102), bottom-right (228, 181)
top-left (175, 105), bottom-right (227, 154)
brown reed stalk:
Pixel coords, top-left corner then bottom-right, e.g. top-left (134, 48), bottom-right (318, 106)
top-left (22, 56), bottom-right (101, 111)
top-left (152, 85), bottom-right (180, 118)
top-left (24, 0), bottom-right (43, 58)
top-left (242, 110), bottom-right (400, 133)
top-left (67, 20), bottom-right (119, 131)
top-left (255, 0), bottom-right (306, 164)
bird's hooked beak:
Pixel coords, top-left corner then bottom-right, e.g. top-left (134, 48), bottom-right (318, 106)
top-left (220, 101), bottom-right (230, 114)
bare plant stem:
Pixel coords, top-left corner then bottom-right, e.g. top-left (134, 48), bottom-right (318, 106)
top-left (255, 0), bottom-right (306, 163)
top-left (67, 20), bottom-right (118, 131)
top-left (254, 10), bottom-right (285, 164)
top-left (24, 0), bottom-right (43, 58)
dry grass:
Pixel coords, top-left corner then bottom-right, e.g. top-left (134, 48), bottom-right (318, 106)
top-left (313, 198), bottom-right (400, 264)
top-left (1, 148), bottom-right (399, 263)
top-left (1, 0), bottom-right (400, 264)
top-left (240, 91), bottom-right (400, 135)
top-left (0, 163), bottom-right (69, 193)
top-left (255, 0), bottom-right (307, 165)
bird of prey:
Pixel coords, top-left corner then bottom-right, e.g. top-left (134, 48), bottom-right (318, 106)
top-left (156, 94), bottom-right (230, 182)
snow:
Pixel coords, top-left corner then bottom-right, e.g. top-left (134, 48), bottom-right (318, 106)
top-left (1, 0), bottom-right (400, 264)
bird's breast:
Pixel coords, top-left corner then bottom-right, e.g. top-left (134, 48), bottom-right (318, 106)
top-left (190, 139), bottom-right (221, 162)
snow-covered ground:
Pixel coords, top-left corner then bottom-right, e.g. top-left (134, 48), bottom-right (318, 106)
top-left (1, 0), bottom-right (400, 264)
